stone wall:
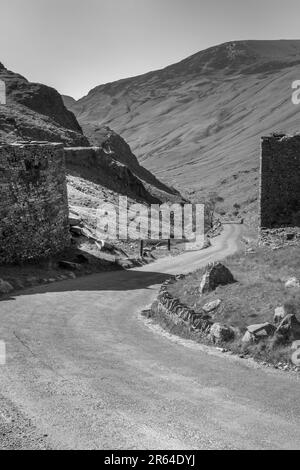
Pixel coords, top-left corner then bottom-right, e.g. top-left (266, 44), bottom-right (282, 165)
top-left (0, 142), bottom-right (70, 264)
top-left (260, 134), bottom-right (300, 229)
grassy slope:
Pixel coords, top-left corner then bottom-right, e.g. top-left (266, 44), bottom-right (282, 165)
top-left (152, 244), bottom-right (299, 366)
top-left (168, 246), bottom-right (300, 330)
top-left (67, 40), bottom-right (300, 218)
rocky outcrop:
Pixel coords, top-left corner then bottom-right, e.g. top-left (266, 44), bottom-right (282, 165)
top-left (0, 63), bottom-right (82, 133)
top-left (0, 104), bottom-right (88, 147)
top-left (64, 146), bottom-right (163, 204)
top-left (0, 62), bottom-right (89, 147)
top-left (76, 124), bottom-right (183, 203)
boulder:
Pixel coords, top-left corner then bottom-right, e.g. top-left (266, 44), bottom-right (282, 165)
top-left (202, 299), bottom-right (222, 313)
top-left (0, 279), bottom-right (13, 295)
top-left (69, 216), bottom-right (82, 227)
top-left (274, 306), bottom-right (286, 324)
top-left (247, 322), bottom-right (276, 339)
top-left (285, 277), bottom-right (300, 289)
top-left (242, 330), bottom-right (256, 344)
top-left (209, 322), bottom-right (235, 343)
top-left (58, 260), bottom-right (82, 271)
top-left (199, 262), bottom-right (235, 294)
top-left (70, 226), bottom-right (83, 236)
top-left (275, 314), bottom-right (300, 342)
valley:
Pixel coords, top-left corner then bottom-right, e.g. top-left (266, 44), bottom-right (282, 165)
top-left (64, 40), bottom-right (300, 219)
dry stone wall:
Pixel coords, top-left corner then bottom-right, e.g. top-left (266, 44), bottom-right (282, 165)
top-left (0, 142), bottom-right (70, 264)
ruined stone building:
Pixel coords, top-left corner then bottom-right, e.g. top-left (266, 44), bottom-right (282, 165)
top-left (0, 142), bottom-right (70, 264)
top-left (260, 134), bottom-right (300, 229)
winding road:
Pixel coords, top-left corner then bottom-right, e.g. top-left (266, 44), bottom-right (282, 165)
top-left (0, 224), bottom-right (300, 449)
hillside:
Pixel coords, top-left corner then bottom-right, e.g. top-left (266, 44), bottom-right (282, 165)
top-left (0, 62), bottom-right (88, 146)
top-left (65, 126), bottom-right (185, 243)
top-left (65, 40), bottom-right (300, 217)
top-left (0, 61), bottom-right (182, 213)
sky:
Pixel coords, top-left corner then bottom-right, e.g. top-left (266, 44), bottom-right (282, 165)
top-left (1, 0), bottom-right (300, 99)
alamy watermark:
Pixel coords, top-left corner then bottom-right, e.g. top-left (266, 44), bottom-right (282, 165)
top-left (291, 80), bottom-right (300, 105)
top-left (0, 341), bottom-right (6, 365)
top-left (95, 196), bottom-right (205, 249)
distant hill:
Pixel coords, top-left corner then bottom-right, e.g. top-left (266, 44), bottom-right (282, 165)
top-left (64, 40), bottom-right (300, 218)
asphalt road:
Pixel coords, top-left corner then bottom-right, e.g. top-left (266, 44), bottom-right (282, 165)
top-left (0, 224), bottom-right (299, 449)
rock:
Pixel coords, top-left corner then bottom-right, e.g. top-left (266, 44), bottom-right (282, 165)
top-left (209, 322), bottom-right (235, 343)
top-left (76, 253), bottom-right (89, 264)
top-left (199, 262), bottom-right (235, 294)
top-left (275, 314), bottom-right (300, 341)
top-left (58, 260), bottom-right (82, 271)
top-left (202, 299), bottom-right (222, 313)
top-left (26, 276), bottom-right (39, 285)
top-left (287, 233), bottom-right (295, 241)
top-left (274, 306), bottom-right (286, 324)
top-left (247, 322), bottom-right (276, 339)
top-left (69, 216), bottom-right (82, 227)
top-left (291, 340), bottom-right (300, 353)
top-left (285, 277), bottom-right (300, 289)
top-left (98, 240), bottom-right (115, 252)
top-left (0, 63), bottom-right (88, 146)
top-left (70, 226), bottom-right (83, 236)
top-left (0, 278), bottom-right (13, 294)
top-left (242, 330), bottom-right (256, 344)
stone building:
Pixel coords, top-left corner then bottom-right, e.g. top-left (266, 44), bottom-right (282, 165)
top-left (0, 142), bottom-right (70, 264)
top-left (260, 134), bottom-right (300, 229)
top-left (0, 79), bottom-right (6, 105)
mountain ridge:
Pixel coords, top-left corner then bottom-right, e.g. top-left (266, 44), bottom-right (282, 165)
top-left (63, 39), bottom-right (300, 218)
top-left (0, 62), bottom-right (89, 146)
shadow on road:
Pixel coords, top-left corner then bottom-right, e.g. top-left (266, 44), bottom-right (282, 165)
top-left (0, 268), bottom-right (173, 302)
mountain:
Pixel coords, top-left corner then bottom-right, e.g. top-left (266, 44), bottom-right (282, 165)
top-left (66, 127), bottom-right (184, 240)
top-left (0, 62), bottom-right (88, 146)
top-left (0, 61), bottom-right (182, 216)
top-left (80, 123), bottom-right (181, 201)
top-left (64, 40), bottom-right (300, 217)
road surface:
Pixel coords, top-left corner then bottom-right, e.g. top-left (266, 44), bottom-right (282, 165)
top-left (0, 224), bottom-right (299, 449)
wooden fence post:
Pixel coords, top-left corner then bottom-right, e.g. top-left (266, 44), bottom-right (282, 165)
top-left (139, 240), bottom-right (144, 257)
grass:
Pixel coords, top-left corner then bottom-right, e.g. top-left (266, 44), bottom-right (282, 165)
top-left (144, 303), bottom-right (293, 366)
top-left (168, 245), bottom-right (300, 330)
top-left (148, 244), bottom-right (300, 367)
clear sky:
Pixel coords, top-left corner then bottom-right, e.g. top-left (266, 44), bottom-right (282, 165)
top-left (1, 0), bottom-right (300, 99)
